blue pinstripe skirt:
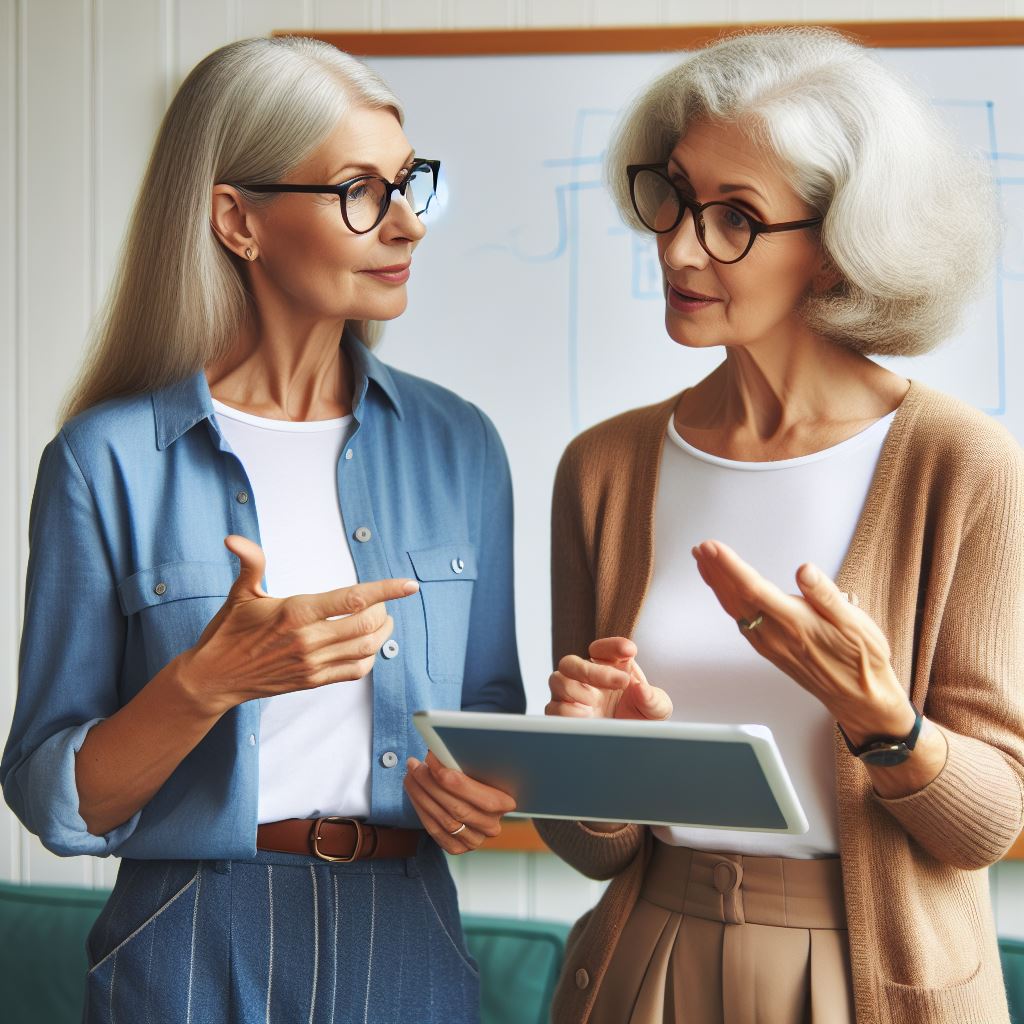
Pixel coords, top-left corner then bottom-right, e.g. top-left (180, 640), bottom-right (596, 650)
top-left (83, 839), bottom-right (479, 1024)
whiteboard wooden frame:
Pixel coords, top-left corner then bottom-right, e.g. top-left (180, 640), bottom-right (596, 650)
top-left (279, 21), bottom-right (1024, 56)
top-left (414, 710), bottom-right (809, 834)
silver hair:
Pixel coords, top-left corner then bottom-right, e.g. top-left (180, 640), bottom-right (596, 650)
top-left (607, 27), bottom-right (1000, 357)
top-left (64, 36), bottom-right (402, 422)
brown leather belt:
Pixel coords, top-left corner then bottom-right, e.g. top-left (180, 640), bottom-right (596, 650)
top-left (256, 817), bottom-right (423, 863)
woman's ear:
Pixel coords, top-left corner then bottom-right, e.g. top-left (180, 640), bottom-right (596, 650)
top-left (211, 185), bottom-right (259, 260)
top-left (812, 249), bottom-right (842, 294)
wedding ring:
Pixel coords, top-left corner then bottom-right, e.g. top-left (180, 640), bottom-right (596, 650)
top-left (737, 613), bottom-right (765, 632)
top-left (449, 822), bottom-right (467, 836)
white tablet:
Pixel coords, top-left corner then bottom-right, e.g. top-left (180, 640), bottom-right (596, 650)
top-left (414, 711), bottom-right (809, 834)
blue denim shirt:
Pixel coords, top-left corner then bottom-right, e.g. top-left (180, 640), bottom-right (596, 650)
top-left (2, 338), bottom-right (524, 859)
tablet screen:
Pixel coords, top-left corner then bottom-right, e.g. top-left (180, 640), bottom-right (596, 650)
top-left (432, 724), bottom-right (788, 829)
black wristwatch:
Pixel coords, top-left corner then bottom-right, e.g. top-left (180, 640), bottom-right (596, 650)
top-left (838, 707), bottom-right (923, 767)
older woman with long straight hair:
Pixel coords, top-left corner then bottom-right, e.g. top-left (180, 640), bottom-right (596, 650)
top-left (2, 36), bottom-right (524, 1023)
top-left (540, 28), bottom-right (1024, 1024)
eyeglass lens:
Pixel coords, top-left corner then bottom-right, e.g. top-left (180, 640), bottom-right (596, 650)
top-left (344, 161), bottom-right (437, 233)
top-left (631, 168), bottom-right (752, 262)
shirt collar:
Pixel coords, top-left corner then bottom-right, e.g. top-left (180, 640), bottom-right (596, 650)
top-left (152, 333), bottom-right (404, 450)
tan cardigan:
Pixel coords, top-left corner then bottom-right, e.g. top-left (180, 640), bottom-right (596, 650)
top-left (536, 381), bottom-right (1024, 1024)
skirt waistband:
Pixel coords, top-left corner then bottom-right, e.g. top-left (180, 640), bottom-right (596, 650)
top-left (643, 840), bottom-right (847, 930)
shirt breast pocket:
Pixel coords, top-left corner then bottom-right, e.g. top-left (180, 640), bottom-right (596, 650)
top-left (407, 544), bottom-right (478, 685)
top-left (117, 561), bottom-right (236, 676)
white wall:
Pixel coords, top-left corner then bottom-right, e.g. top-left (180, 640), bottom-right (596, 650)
top-left (3, 0), bottom-right (1024, 932)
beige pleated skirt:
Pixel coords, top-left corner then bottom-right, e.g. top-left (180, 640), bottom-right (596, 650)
top-left (588, 841), bottom-right (855, 1024)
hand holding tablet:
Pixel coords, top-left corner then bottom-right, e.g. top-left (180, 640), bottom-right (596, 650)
top-left (413, 710), bottom-right (809, 834)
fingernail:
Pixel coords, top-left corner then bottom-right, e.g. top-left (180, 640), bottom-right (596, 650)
top-left (402, 580), bottom-right (420, 595)
top-left (800, 564), bottom-right (820, 585)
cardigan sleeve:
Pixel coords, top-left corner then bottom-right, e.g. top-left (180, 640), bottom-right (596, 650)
top-left (535, 438), bottom-right (646, 876)
top-left (876, 449), bottom-right (1024, 869)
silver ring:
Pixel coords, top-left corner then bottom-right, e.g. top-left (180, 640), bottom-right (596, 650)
top-left (737, 613), bottom-right (765, 632)
top-left (448, 822), bottom-right (467, 836)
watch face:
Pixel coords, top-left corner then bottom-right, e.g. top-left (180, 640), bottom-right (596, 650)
top-left (860, 743), bottom-right (911, 767)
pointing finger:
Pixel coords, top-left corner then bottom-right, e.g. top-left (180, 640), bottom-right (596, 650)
top-left (304, 577), bottom-right (419, 621)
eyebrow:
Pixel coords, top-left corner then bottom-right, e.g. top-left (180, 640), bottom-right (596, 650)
top-left (667, 159), bottom-right (768, 204)
top-left (329, 151), bottom-right (416, 181)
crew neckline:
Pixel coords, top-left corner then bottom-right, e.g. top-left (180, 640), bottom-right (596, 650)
top-left (212, 398), bottom-right (353, 433)
top-left (667, 409), bottom-right (897, 471)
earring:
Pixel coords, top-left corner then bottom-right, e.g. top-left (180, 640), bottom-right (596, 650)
top-left (244, 247), bottom-right (257, 262)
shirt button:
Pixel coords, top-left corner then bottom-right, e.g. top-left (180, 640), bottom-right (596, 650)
top-left (236, 490), bottom-right (249, 504)
top-left (575, 969), bottom-right (590, 990)
top-left (344, 449), bottom-right (353, 461)
top-left (451, 557), bottom-right (465, 574)
top-left (381, 639), bottom-right (399, 659)
top-left (153, 582), bottom-right (167, 596)
top-left (380, 751), bottom-right (399, 769)
top-left (354, 526), bottom-right (372, 543)
top-left (248, 733), bottom-right (256, 746)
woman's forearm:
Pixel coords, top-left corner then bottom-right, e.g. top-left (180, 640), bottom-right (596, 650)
top-left (865, 718), bottom-right (948, 799)
top-left (74, 654), bottom-right (225, 836)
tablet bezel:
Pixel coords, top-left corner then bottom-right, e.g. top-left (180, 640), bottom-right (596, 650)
top-left (413, 710), bottom-right (809, 834)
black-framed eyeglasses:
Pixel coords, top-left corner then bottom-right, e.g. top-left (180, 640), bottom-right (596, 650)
top-left (226, 158), bottom-right (441, 235)
top-left (626, 164), bottom-right (823, 264)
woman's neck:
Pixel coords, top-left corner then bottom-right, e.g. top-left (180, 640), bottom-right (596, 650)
top-left (675, 333), bottom-right (909, 461)
top-left (205, 311), bottom-right (354, 422)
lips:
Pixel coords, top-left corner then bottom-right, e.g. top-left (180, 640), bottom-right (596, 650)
top-left (669, 284), bottom-right (720, 302)
top-left (365, 263), bottom-right (411, 273)
top-left (361, 262), bottom-right (411, 284)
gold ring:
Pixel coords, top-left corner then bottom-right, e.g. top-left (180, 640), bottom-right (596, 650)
top-left (737, 613), bottom-right (765, 632)
top-left (449, 822), bottom-right (467, 836)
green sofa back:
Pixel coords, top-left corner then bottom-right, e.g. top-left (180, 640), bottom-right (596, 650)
top-left (0, 881), bottom-right (569, 1024)
top-left (4, 879), bottom-right (1023, 1024)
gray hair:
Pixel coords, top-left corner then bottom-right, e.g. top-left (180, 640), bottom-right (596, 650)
top-left (64, 36), bottom-right (402, 422)
top-left (607, 27), bottom-right (1000, 357)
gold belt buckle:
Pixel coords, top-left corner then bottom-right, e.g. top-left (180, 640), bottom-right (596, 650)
top-left (311, 816), bottom-right (364, 863)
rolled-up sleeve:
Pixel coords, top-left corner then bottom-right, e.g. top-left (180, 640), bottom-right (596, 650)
top-left (1, 431), bottom-right (140, 855)
top-left (459, 405), bottom-right (525, 715)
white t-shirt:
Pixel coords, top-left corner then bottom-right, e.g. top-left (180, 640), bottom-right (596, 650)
top-left (632, 411), bottom-right (896, 858)
top-left (213, 399), bottom-right (373, 823)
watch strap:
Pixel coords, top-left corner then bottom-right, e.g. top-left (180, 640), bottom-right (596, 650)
top-left (838, 706), bottom-right (923, 758)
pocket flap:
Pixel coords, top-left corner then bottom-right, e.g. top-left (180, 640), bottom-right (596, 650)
top-left (117, 561), bottom-right (236, 616)
top-left (407, 544), bottom-right (478, 582)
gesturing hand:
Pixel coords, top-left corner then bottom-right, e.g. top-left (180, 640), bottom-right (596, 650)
top-left (404, 751), bottom-right (517, 854)
top-left (691, 539), bottom-right (915, 743)
top-left (175, 535), bottom-right (420, 717)
top-left (546, 637), bottom-right (673, 721)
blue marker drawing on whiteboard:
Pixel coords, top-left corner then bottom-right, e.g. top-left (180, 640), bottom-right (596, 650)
top-left (501, 98), bottom-right (1014, 429)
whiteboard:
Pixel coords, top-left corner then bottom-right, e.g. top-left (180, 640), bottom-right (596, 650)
top-left (367, 49), bottom-right (1024, 710)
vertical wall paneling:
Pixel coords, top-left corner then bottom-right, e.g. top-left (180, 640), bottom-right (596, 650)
top-left (239, 0), bottom-right (310, 38)
top-left (174, 0), bottom-right (233, 88)
top-left (521, 0), bottom-right (591, 26)
top-left (313, 0), bottom-right (379, 31)
top-left (19, 0), bottom-right (95, 888)
top-left (449, 0), bottom-right (517, 28)
top-left (382, 0), bottom-right (445, 29)
top-left (0, 0), bottom-right (20, 885)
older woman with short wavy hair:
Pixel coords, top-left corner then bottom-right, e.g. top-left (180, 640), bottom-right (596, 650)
top-left (540, 28), bottom-right (1023, 1024)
